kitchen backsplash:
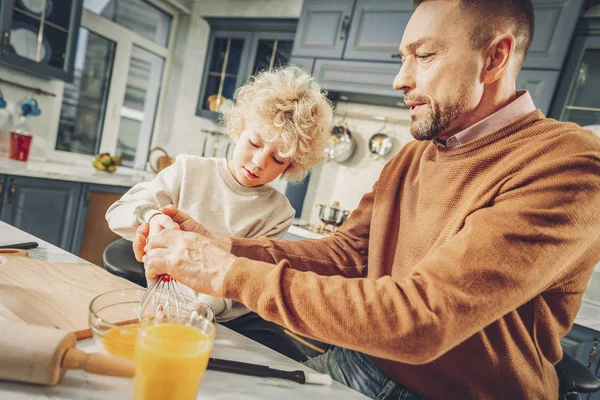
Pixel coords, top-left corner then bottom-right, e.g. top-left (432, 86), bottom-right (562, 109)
top-left (301, 101), bottom-right (414, 226)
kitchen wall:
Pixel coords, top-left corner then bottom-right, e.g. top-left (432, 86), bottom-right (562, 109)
top-left (301, 101), bottom-right (414, 225)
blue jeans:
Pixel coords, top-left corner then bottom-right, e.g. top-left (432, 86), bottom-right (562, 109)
top-left (304, 347), bottom-right (425, 400)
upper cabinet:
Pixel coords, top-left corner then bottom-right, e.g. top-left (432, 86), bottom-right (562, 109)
top-left (196, 20), bottom-right (296, 119)
top-left (291, 0), bottom-right (409, 62)
top-left (343, 0), bottom-right (412, 62)
top-left (549, 14), bottom-right (600, 128)
top-left (524, 0), bottom-right (586, 70)
top-left (291, 0), bottom-right (354, 59)
top-left (0, 0), bottom-right (83, 81)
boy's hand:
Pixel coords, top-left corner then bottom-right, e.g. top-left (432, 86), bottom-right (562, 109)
top-left (148, 212), bottom-right (179, 237)
top-left (132, 212), bottom-right (179, 262)
top-left (133, 223), bottom-right (148, 262)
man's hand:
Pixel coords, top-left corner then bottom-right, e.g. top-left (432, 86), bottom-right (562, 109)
top-left (161, 205), bottom-right (232, 252)
top-left (144, 229), bottom-right (237, 296)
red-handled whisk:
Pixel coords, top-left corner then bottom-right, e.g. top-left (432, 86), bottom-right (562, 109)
top-left (138, 274), bottom-right (187, 320)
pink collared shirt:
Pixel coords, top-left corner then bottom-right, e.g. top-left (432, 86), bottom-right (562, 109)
top-left (434, 91), bottom-right (537, 148)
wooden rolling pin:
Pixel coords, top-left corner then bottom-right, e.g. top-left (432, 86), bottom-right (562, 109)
top-left (0, 323), bottom-right (134, 385)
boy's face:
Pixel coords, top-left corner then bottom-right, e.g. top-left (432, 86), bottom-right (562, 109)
top-left (229, 127), bottom-right (291, 187)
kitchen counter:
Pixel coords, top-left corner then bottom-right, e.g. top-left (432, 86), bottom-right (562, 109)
top-left (0, 221), bottom-right (368, 400)
top-left (0, 157), bottom-right (156, 188)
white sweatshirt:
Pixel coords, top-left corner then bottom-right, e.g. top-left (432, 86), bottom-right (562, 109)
top-left (105, 155), bottom-right (295, 321)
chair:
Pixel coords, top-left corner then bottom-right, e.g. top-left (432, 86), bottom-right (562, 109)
top-left (102, 238), bottom-right (147, 287)
top-left (556, 352), bottom-right (600, 400)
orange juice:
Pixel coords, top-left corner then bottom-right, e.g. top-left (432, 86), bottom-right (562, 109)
top-left (134, 323), bottom-right (214, 400)
top-left (101, 324), bottom-right (140, 360)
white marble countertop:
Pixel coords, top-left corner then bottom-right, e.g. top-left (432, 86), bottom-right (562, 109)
top-left (0, 156), bottom-right (156, 188)
top-left (0, 221), bottom-right (368, 400)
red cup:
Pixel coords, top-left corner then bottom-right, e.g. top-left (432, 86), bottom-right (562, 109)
top-left (10, 132), bottom-right (33, 162)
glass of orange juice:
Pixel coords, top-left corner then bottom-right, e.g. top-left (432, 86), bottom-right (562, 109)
top-left (134, 305), bottom-right (216, 400)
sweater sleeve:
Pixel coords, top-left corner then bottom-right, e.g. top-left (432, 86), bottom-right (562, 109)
top-left (221, 154), bottom-right (600, 364)
top-left (230, 184), bottom-right (374, 278)
top-left (105, 155), bottom-right (185, 240)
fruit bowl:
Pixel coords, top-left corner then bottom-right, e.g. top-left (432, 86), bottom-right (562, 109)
top-left (88, 288), bottom-right (214, 360)
top-left (92, 152), bottom-right (121, 173)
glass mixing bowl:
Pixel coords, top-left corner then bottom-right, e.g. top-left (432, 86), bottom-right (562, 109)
top-left (89, 288), bottom-right (214, 360)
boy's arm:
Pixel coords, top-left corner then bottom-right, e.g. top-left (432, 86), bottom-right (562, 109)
top-left (106, 155), bottom-right (185, 240)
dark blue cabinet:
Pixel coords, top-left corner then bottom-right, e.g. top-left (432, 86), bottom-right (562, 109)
top-left (0, 0), bottom-right (83, 81)
top-left (0, 175), bottom-right (82, 250)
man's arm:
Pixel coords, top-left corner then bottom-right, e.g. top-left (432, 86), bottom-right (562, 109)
top-left (230, 187), bottom-right (374, 278)
top-left (221, 155), bottom-right (600, 363)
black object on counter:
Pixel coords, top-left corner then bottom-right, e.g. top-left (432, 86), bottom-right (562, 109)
top-left (0, 242), bottom-right (39, 250)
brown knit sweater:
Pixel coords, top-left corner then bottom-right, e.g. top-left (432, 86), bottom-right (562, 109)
top-left (222, 111), bottom-right (600, 400)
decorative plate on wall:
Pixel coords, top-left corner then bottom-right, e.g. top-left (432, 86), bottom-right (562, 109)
top-left (16, 0), bottom-right (54, 17)
top-left (9, 22), bottom-right (52, 63)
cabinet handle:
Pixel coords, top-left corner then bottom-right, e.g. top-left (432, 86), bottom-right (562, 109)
top-left (589, 339), bottom-right (598, 368)
top-left (9, 182), bottom-right (16, 197)
top-left (1, 32), bottom-right (8, 54)
top-left (391, 53), bottom-right (401, 59)
top-left (339, 16), bottom-right (349, 41)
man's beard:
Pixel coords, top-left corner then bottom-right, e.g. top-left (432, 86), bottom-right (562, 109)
top-left (409, 99), bottom-right (465, 141)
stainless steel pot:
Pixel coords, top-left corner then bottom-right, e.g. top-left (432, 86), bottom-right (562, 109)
top-left (368, 133), bottom-right (392, 159)
top-left (316, 202), bottom-right (351, 227)
top-left (323, 125), bottom-right (356, 163)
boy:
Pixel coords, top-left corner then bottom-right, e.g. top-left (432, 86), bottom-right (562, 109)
top-left (106, 66), bottom-right (333, 360)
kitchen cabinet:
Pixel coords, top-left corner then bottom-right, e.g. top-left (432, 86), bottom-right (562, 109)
top-left (291, 0), bottom-right (354, 59)
top-left (525, 0), bottom-right (586, 70)
top-left (0, 175), bottom-right (81, 250)
top-left (550, 20), bottom-right (600, 128)
top-left (292, 0), bottom-right (409, 62)
top-left (0, 0), bottom-right (83, 81)
top-left (71, 183), bottom-right (128, 266)
top-left (196, 20), bottom-right (296, 120)
top-left (516, 69), bottom-right (560, 115)
top-left (289, 56), bottom-right (315, 74)
top-left (196, 30), bottom-right (252, 119)
top-left (313, 59), bottom-right (401, 99)
top-left (343, 0), bottom-right (412, 62)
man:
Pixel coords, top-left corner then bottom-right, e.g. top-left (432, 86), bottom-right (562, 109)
top-left (139, 0), bottom-right (600, 398)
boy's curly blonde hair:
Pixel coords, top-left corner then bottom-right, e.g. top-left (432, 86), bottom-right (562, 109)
top-left (222, 66), bottom-right (333, 182)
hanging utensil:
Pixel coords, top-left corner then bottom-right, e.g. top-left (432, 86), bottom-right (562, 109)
top-left (368, 119), bottom-right (393, 160)
top-left (323, 120), bottom-right (356, 163)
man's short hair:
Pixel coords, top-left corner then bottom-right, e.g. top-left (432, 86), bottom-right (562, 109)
top-left (414, 0), bottom-right (534, 63)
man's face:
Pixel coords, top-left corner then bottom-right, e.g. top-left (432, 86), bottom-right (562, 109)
top-left (229, 126), bottom-right (291, 187)
top-left (394, 0), bottom-right (486, 141)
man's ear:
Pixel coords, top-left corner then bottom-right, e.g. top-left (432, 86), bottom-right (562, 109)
top-left (483, 33), bottom-right (515, 84)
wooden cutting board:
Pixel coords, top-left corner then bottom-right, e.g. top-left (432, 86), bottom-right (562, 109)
top-left (0, 256), bottom-right (135, 339)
